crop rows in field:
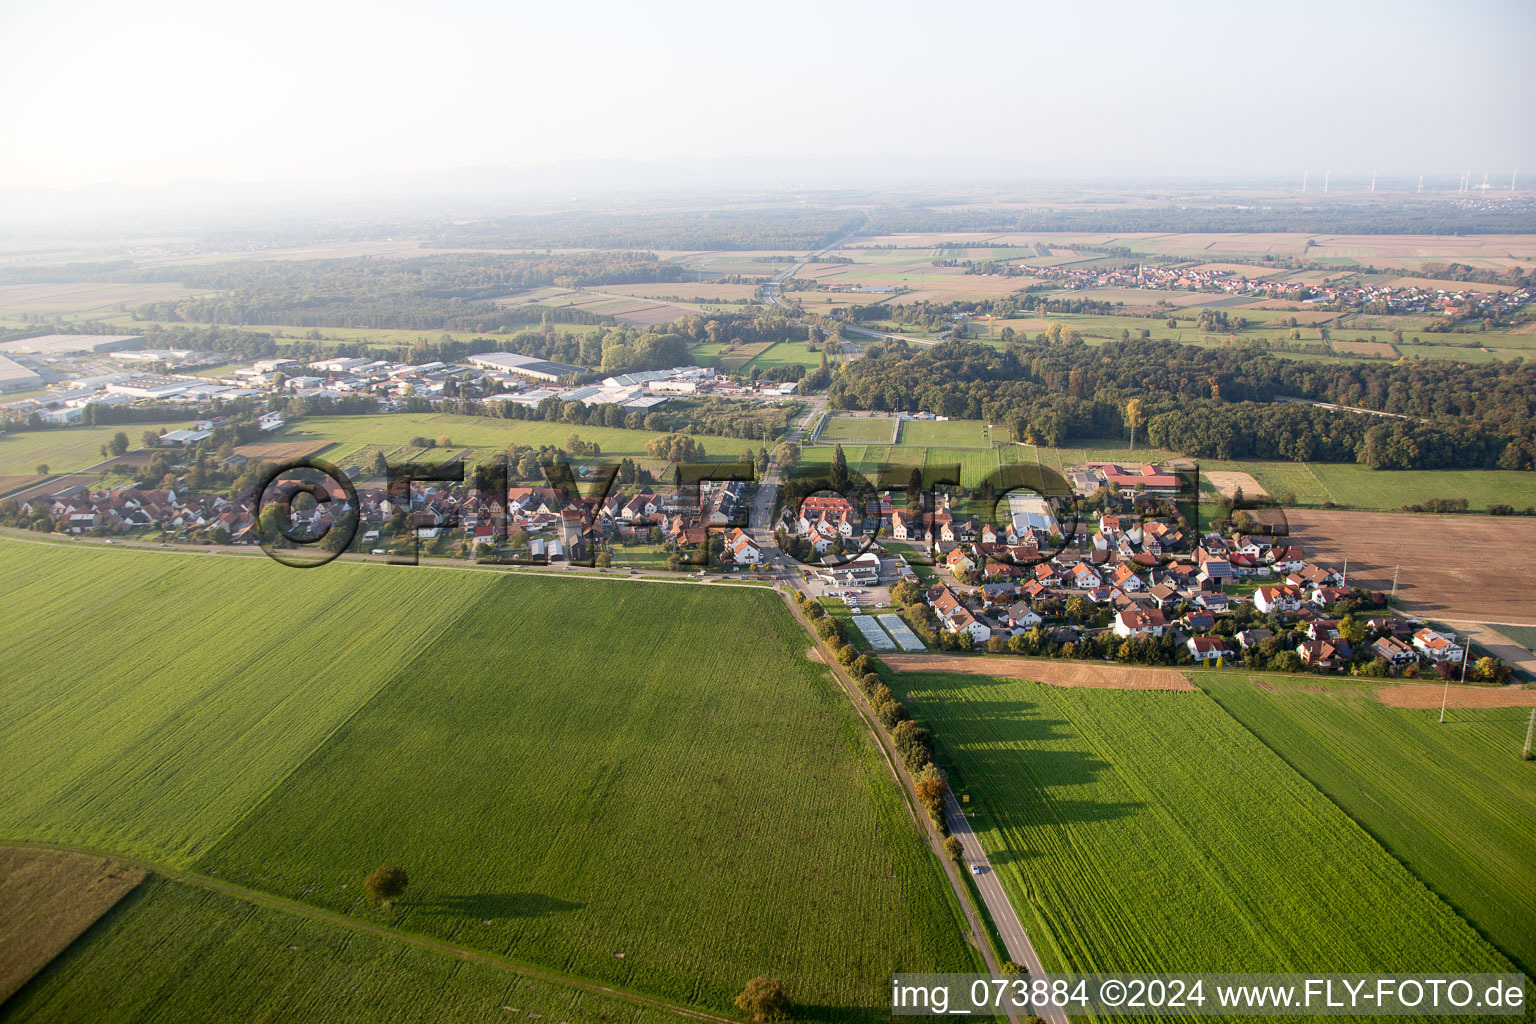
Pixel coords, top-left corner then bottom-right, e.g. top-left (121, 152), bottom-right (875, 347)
top-left (3, 876), bottom-right (696, 1024)
top-left (163, 560), bottom-right (975, 1018)
top-left (0, 542), bottom-right (493, 865)
top-left (1193, 671), bottom-right (1536, 974)
top-left (900, 672), bottom-right (1513, 994)
top-left (2, 539), bottom-right (979, 1019)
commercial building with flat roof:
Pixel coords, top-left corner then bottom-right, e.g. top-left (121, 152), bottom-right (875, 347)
top-left (466, 351), bottom-right (584, 382)
top-left (0, 354), bottom-right (43, 393)
top-left (0, 334), bottom-right (145, 357)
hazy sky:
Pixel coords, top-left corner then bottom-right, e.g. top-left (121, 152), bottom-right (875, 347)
top-left (3, 0), bottom-right (1533, 190)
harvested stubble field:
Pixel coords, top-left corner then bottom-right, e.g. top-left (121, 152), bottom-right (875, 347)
top-left (1374, 684), bottom-right (1536, 709)
top-left (0, 541), bottom-right (976, 1020)
top-left (1287, 510), bottom-right (1536, 622)
top-left (230, 440), bottom-right (333, 461)
top-left (1195, 670), bottom-right (1536, 973)
top-left (899, 672), bottom-right (1516, 994)
top-left (0, 848), bottom-right (145, 1002)
top-left (883, 654), bottom-right (1194, 691)
top-left (0, 282), bottom-right (213, 313)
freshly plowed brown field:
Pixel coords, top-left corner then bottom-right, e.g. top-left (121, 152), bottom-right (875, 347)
top-left (1375, 684), bottom-right (1536, 709)
top-left (1288, 509), bottom-right (1536, 623)
top-left (882, 653), bottom-right (1194, 690)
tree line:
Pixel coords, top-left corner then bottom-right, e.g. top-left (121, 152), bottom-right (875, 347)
top-left (830, 337), bottom-right (1535, 470)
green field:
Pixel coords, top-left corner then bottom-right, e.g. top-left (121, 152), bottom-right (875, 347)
top-left (0, 540), bottom-right (977, 1019)
top-left (742, 340), bottom-right (825, 371)
top-left (1193, 670), bottom-right (1536, 974)
top-left (197, 567), bottom-right (976, 1017)
top-left (0, 543), bottom-right (496, 864)
top-left (0, 421), bottom-right (191, 478)
top-left (901, 671), bottom-right (1514, 983)
top-left (961, 310), bottom-right (1535, 365)
top-left (817, 415), bottom-right (899, 444)
top-left (1305, 463), bottom-right (1536, 510)
top-left (5, 876), bottom-right (693, 1024)
top-left (897, 419), bottom-right (994, 447)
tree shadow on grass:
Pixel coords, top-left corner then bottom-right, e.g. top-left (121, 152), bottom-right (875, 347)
top-left (788, 1002), bottom-right (885, 1024)
top-left (414, 892), bottom-right (584, 920)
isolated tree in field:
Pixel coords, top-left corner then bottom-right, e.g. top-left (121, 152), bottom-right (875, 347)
top-left (364, 864), bottom-right (409, 905)
top-left (142, 430), bottom-right (162, 449)
top-left (735, 977), bottom-right (789, 1023)
top-left (829, 444), bottom-right (849, 493)
top-left (34, 464), bottom-right (48, 476)
top-left (1125, 398), bottom-right (1145, 452)
top-left (110, 431), bottom-right (130, 456)
top-left (943, 835), bottom-right (964, 864)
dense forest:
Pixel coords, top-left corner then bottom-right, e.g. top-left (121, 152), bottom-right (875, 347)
top-left (830, 338), bottom-right (1536, 470)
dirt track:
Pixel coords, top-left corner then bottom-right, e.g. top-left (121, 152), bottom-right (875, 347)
top-left (1286, 510), bottom-right (1536, 624)
top-left (1375, 683), bottom-right (1536, 709)
top-left (881, 654), bottom-right (1194, 691)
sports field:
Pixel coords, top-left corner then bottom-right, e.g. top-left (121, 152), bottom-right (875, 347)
top-left (900, 672), bottom-right (1514, 981)
top-left (817, 415), bottom-right (899, 444)
top-left (897, 419), bottom-right (993, 447)
top-left (1194, 670), bottom-right (1536, 974)
top-left (0, 541), bottom-right (976, 1019)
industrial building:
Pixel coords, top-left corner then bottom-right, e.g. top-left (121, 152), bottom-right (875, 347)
top-left (466, 351), bottom-right (585, 382)
top-left (0, 334), bottom-right (146, 357)
top-left (0, 354), bottom-right (43, 393)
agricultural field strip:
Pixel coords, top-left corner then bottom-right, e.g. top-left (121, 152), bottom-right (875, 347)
top-left (1, 540), bottom-right (977, 1019)
top-left (0, 531), bottom-right (775, 591)
top-left (900, 673), bottom-right (1514, 997)
top-left (0, 541), bottom-right (498, 866)
top-left (1192, 672), bottom-right (1536, 975)
top-left (0, 841), bottom-right (729, 1024)
top-left (193, 570), bottom-right (979, 1018)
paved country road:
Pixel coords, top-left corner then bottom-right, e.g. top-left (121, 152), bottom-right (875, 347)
top-left (943, 790), bottom-right (1071, 1024)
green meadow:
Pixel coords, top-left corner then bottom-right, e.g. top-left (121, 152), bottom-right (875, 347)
top-left (1193, 670), bottom-right (1536, 974)
top-left (4, 876), bottom-right (694, 1024)
top-left (899, 672), bottom-right (1515, 988)
top-left (0, 541), bottom-right (977, 1020)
